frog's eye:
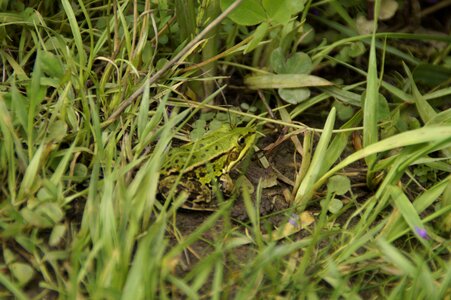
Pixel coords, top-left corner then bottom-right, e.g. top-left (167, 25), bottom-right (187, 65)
top-left (237, 137), bottom-right (245, 145)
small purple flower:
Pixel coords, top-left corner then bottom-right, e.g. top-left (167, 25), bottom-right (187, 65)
top-left (288, 213), bottom-right (299, 226)
top-left (166, 105), bottom-right (173, 117)
top-left (415, 227), bottom-right (429, 239)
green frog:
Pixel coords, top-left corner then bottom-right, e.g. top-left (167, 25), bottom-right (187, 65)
top-left (159, 125), bottom-right (256, 210)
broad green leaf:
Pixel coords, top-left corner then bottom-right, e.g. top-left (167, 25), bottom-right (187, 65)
top-left (379, 0), bottom-right (399, 20)
top-left (263, 0), bottom-right (305, 24)
top-left (333, 101), bottom-right (355, 121)
top-left (327, 198), bottom-right (343, 214)
top-left (336, 42), bottom-right (366, 63)
top-left (156, 58), bottom-right (169, 70)
top-left (72, 163), bottom-right (89, 183)
top-left (327, 175), bottom-right (351, 195)
top-left (141, 43), bottom-right (153, 65)
top-left (283, 52), bottom-right (312, 74)
top-left (376, 94), bottom-right (390, 122)
top-left (9, 262), bottom-right (35, 286)
top-left (278, 88), bottom-right (310, 104)
top-left (270, 48), bottom-right (286, 73)
top-left (35, 202), bottom-right (64, 224)
top-left (49, 224), bottom-right (66, 246)
top-left (3, 248), bottom-right (15, 264)
top-left (37, 186), bottom-right (54, 202)
top-left (220, 0), bottom-right (266, 26)
top-left (46, 120), bottom-right (67, 142)
top-left (39, 51), bottom-right (64, 79)
top-left (356, 15), bottom-right (375, 35)
top-left (21, 207), bottom-right (53, 228)
top-left (299, 23), bottom-right (315, 45)
top-left (347, 41), bottom-right (366, 57)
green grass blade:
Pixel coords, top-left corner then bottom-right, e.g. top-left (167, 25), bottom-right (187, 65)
top-left (376, 238), bottom-right (416, 275)
top-left (381, 177), bottom-right (449, 242)
top-left (294, 107), bottom-right (336, 208)
top-left (388, 185), bottom-right (429, 245)
top-left (438, 261), bottom-right (451, 298)
top-left (61, 0), bottom-right (86, 70)
top-left (362, 20), bottom-right (379, 173)
top-left (0, 272), bottom-right (28, 300)
top-left (403, 63), bottom-right (437, 123)
top-left (122, 216), bottom-right (167, 299)
top-left (16, 144), bottom-right (44, 205)
top-left (316, 126), bottom-right (451, 191)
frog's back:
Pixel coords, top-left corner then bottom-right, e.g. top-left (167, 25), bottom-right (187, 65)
top-left (161, 126), bottom-right (254, 175)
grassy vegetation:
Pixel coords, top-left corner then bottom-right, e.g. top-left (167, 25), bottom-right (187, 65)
top-left (0, 0), bottom-right (450, 298)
